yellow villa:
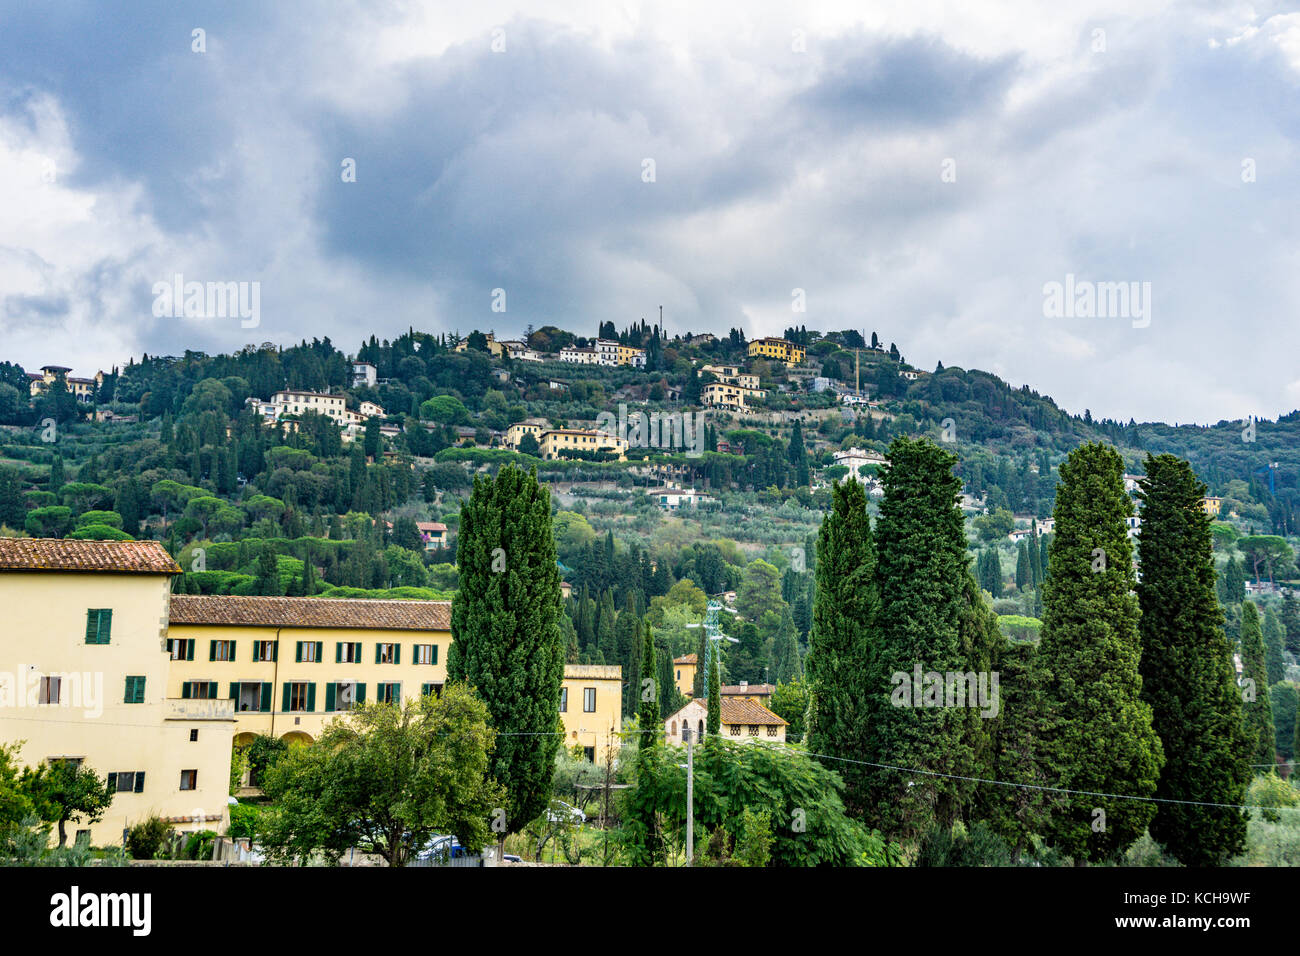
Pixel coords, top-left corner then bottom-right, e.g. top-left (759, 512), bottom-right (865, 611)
top-left (538, 428), bottom-right (628, 461)
top-left (0, 539), bottom-right (234, 846)
top-left (746, 337), bottom-right (806, 367)
top-left (673, 654), bottom-right (697, 697)
top-left (558, 665), bottom-right (623, 763)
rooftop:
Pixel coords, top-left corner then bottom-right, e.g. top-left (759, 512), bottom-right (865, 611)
top-left (169, 595), bottom-right (451, 631)
top-left (563, 665), bottom-right (622, 680)
top-left (721, 683), bottom-right (775, 696)
top-left (0, 538), bottom-right (181, 575)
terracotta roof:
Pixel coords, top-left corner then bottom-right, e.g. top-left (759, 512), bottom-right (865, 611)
top-left (674, 654), bottom-right (698, 664)
top-left (415, 522), bottom-right (447, 532)
top-left (721, 683), bottom-right (775, 696)
top-left (563, 665), bottom-right (622, 680)
top-left (169, 595), bottom-right (450, 631)
top-left (0, 538), bottom-right (181, 574)
top-left (719, 698), bottom-right (786, 726)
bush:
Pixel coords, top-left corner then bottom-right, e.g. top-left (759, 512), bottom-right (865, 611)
top-left (125, 815), bottom-right (170, 860)
top-left (228, 802), bottom-right (262, 841)
top-left (183, 829), bottom-right (218, 860)
top-left (1248, 772), bottom-right (1299, 823)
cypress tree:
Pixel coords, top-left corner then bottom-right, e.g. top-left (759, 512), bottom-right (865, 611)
top-left (1264, 606), bottom-right (1285, 686)
top-left (1039, 533), bottom-right (1051, 584)
top-left (804, 478), bottom-right (877, 818)
top-left (1038, 442), bottom-right (1163, 863)
top-left (1223, 557), bottom-right (1246, 605)
top-left (691, 625), bottom-right (709, 700)
top-left (982, 640), bottom-right (1049, 862)
top-left (1014, 539), bottom-right (1029, 591)
top-left (862, 436), bottom-right (971, 837)
top-left (706, 650), bottom-right (721, 739)
top-left (447, 464), bottom-right (565, 838)
top-left (1282, 592), bottom-right (1300, 655)
top-left (638, 624), bottom-right (660, 747)
top-left (1240, 601), bottom-right (1275, 769)
top-left (596, 590), bottom-right (617, 663)
top-left (772, 607), bottom-right (803, 682)
top-left (1136, 454), bottom-right (1250, 866)
top-left (1028, 522), bottom-right (1042, 586)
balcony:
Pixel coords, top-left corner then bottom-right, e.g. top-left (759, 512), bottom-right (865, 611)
top-left (165, 697), bottom-right (236, 721)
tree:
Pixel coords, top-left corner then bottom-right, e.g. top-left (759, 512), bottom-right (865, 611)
top-left (1038, 443), bottom-right (1163, 863)
top-left (23, 760), bottom-right (111, 848)
top-left (1282, 591), bottom-right (1300, 655)
top-left (259, 688), bottom-right (504, 865)
top-left (973, 507), bottom-right (1014, 543)
top-left (1135, 454), bottom-right (1250, 866)
top-left (736, 559), bottom-right (785, 624)
top-left (447, 464), bottom-right (565, 841)
top-left (771, 607), bottom-right (803, 683)
top-left (977, 547), bottom-right (1003, 597)
top-left (1264, 607), bottom-right (1286, 686)
top-left (706, 651), bottom-right (721, 739)
top-left (1222, 556), bottom-right (1246, 605)
top-left (769, 679), bottom-right (809, 743)
top-left (805, 478), bottom-right (876, 818)
top-left (0, 744), bottom-right (35, 840)
top-left (0, 467), bottom-right (25, 530)
top-left (862, 437), bottom-right (973, 839)
top-left (1015, 540), bottom-right (1030, 591)
top-left (1240, 601), bottom-right (1275, 768)
top-left (1239, 535), bottom-right (1294, 585)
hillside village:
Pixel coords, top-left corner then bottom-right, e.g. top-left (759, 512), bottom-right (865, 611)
top-left (2, 322), bottom-right (1300, 867)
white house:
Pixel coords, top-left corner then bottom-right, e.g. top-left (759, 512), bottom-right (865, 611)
top-left (351, 361), bottom-right (377, 388)
top-left (663, 697), bottom-right (787, 746)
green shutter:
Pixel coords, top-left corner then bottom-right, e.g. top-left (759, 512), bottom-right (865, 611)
top-left (315, 642), bottom-right (323, 662)
top-left (85, 610), bottom-right (97, 644)
top-left (394, 644), bottom-right (401, 666)
top-left (230, 640), bottom-right (237, 660)
top-left (295, 642), bottom-right (303, 663)
top-left (261, 683), bottom-right (272, 712)
top-left (181, 682), bottom-right (191, 699)
top-left (282, 683), bottom-right (291, 712)
top-left (101, 609), bottom-right (111, 642)
top-left (431, 643), bottom-right (438, 664)
top-left (186, 640), bottom-right (194, 661)
top-left (353, 642), bottom-right (361, 662)
top-left (325, 683), bottom-right (336, 712)
top-left (208, 681), bottom-right (217, 699)
top-left (211, 640), bottom-right (218, 661)
top-left (272, 642), bottom-right (279, 662)
top-left (355, 683), bottom-right (366, 704)
top-left (134, 772), bottom-right (144, 793)
top-left (375, 643), bottom-right (381, 664)
top-left (306, 683), bottom-right (316, 712)
top-left (393, 682), bottom-right (401, 703)
top-left (335, 642), bottom-right (342, 663)
top-left (229, 682), bottom-right (239, 703)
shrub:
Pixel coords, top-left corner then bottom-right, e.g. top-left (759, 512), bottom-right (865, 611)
top-left (183, 829), bottom-right (218, 860)
top-left (227, 803), bottom-right (262, 841)
top-left (125, 815), bottom-right (170, 860)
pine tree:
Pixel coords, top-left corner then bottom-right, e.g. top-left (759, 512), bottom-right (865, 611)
top-left (447, 464), bottom-right (566, 839)
top-left (1240, 601), bottom-right (1275, 769)
top-left (804, 479), bottom-right (877, 818)
top-left (1136, 454), bottom-right (1250, 866)
top-left (1264, 606), bottom-right (1286, 686)
top-left (862, 437), bottom-right (972, 838)
top-left (1038, 442), bottom-right (1163, 863)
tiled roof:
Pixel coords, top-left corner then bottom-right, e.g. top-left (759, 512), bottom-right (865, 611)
top-left (721, 683), bottom-right (775, 696)
top-left (563, 665), bottom-right (622, 680)
top-left (674, 654), bottom-right (698, 664)
top-left (169, 595), bottom-right (450, 631)
top-left (415, 522), bottom-right (447, 532)
top-left (0, 538), bottom-right (181, 574)
top-left (719, 698), bottom-right (786, 725)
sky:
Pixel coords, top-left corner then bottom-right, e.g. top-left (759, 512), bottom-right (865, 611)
top-left (1, 0), bottom-right (1298, 425)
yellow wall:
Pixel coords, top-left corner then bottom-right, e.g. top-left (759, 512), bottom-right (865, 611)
top-left (559, 666), bottom-right (622, 763)
top-left (0, 573), bottom-right (232, 847)
top-left (674, 661), bottom-right (696, 697)
top-left (167, 624), bottom-right (451, 742)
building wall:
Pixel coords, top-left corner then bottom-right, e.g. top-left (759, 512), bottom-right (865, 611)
top-left (0, 572), bottom-right (232, 846)
top-left (673, 661), bottom-right (697, 697)
top-left (558, 666), bottom-right (622, 763)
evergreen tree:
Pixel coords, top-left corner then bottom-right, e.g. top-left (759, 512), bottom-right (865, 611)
top-left (771, 607), bottom-right (803, 682)
top-left (0, 466), bottom-right (26, 530)
top-left (256, 546), bottom-right (283, 595)
top-left (447, 464), bottom-right (566, 839)
top-left (638, 624), bottom-right (660, 746)
top-left (978, 547), bottom-right (1003, 598)
top-left (1240, 601), bottom-right (1275, 769)
top-left (1282, 591), bottom-right (1300, 655)
top-left (1014, 539), bottom-right (1029, 591)
top-left (1039, 534), bottom-right (1051, 584)
top-left (596, 590), bottom-right (617, 663)
top-left (804, 479), bottom-right (877, 818)
top-left (1223, 557), bottom-right (1246, 605)
top-left (1136, 454), bottom-right (1250, 866)
top-left (1038, 442), bottom-right (1163, 863)
top-left (981, 641), bottom-right (1049, 862)
top-left (1028, 523), bottom-right (1042, 586)
top-left (862, 437), bottom-right (972, 838)
top-left (788, 419), bottom-right (810, 487)
top-left (706, 649), bottom-right (721, 739)
top-left (49, 455), bottom-right (65, 495)
top-left (1264, 606), bottom-right (1286, 686)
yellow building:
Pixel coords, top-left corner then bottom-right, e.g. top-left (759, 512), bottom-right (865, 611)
top-left (673, 654), bottom-right (697, 697)
top-left (539, 428), bottom-right (628, 461)
top-left (663, 697), bottom-right (787, 746)
top-left (559, 665), bottom-right (622, 763)
top-left (271, 390), bottom-right (350, 425)
top-left (700, 365), bottom-right (760, 390)
top-left (701, 381), bottom-right (766, 410)
top-left (505, 419), bottom-right (549, 450)
top-left (28, 366), bottom-right (104, 402)
top-left (746, 337), bottom-right (806, 366)
top-left (0, 539), bottom-right (233, 846)
top-left (1201, 496), bottom-right (1223, 516)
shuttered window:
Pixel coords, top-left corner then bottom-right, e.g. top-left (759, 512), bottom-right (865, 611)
top-left (123, 676), bottom-right (146, 704)
top-left (84, 609), bottom-right (112, 644)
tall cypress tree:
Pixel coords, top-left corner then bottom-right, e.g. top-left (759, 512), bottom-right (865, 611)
top-left (1028, 522), bottom-right (1043, 586)
top-left (1136, 454), bottom-right (1250, 866)
top-left (706, 650), bottom-right (721, 739)
top-left (1038, 442), bottom-right (1163, 863)
top-left (638, 624), bottom-right (660, 746)
top-left (1264, 606), bottom-right (1285, 686)
top-left (1240, 601), bottom-right (1275, 769)
top-left (447, 464), bottom-right (565, 838)
top-left (862, 436), bottom-right (971, 838)
top-left (1282, 591), bottom-right (1300, 655)
top-left (1015, 540), bottom-right (1030, 591)
top-left (805, 478), bottom-right (877, 818)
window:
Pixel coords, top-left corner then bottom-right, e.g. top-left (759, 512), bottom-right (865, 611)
top-left (189, 729), bottom-right (199, 742)
top-left (107, 771), bottom-right (145, 794)
top-left (123, 676), bottom-right (146, 704)
top-left (296, 641), bottom-right (323, 663)
top-left (181, 681), bottom-right (217, 700)
top-left (38, 676), bottom-right (61, 705)
top-left (84, 609), bottom-right (112, 644)
top-left (336, 641), bottom-right (362, 663)
top-left (583, 688), bottom-right (596, 713)
top-left (559, 687), bottom-right (568, 713)
top-left (766, 725), bottom-right (778, 738)
top-left (179, 770), bottom-right (197, 791)
top-left (168, 638), bottom-right (194, 661)
top-left (376, 643), bottom-right (399, 665)
top-left (583, 747), bottom-right (596, 763)
top-left (421, 683), bottom-right (443, 698)
top-left (676, 669), bottom-right (681, 680)
top-left (284, 682), bottom-right (315, 712)
top-left (377, 682), bottom-right (401, 704)
top-left (729, 724), bottom-right (741, 736)
top-left (748, 725), bottom-right (759, 737)
top-left (252, 641), bottom-right (278, 662)
top-left (210, 640), bottom-right (235, 662)
top-left (236, 682), bottom-right (271, 713)
top-left (414, 644), bottom-right (437, 665)
top-left (326, 681), bottom-right (363, 712)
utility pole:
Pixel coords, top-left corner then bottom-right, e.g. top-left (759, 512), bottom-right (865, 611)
top-left (685, 726), bottom-right (694, 866)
